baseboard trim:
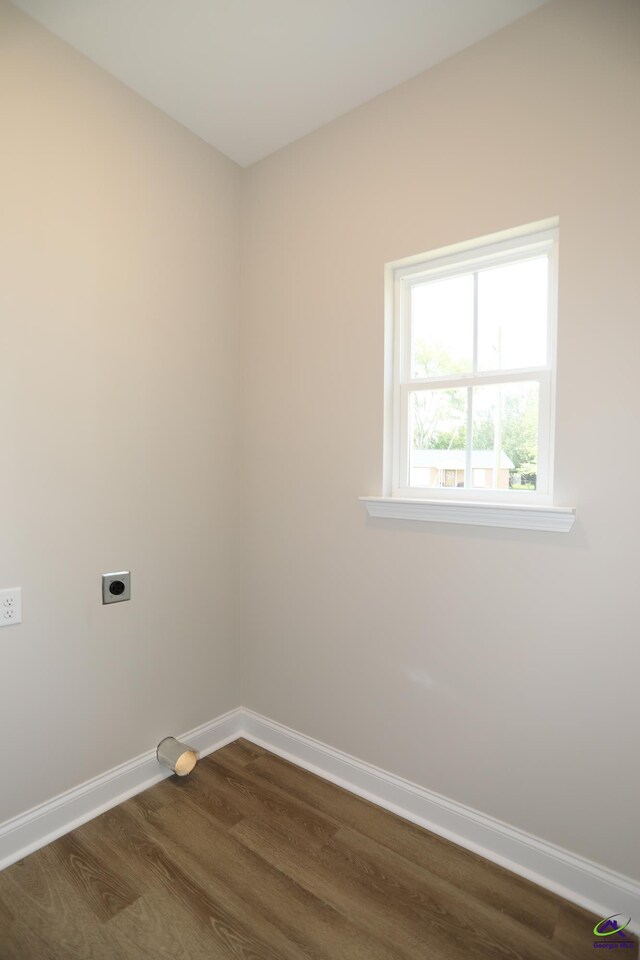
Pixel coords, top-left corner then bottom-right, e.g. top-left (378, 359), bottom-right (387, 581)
top-left (239, 709), bottom-right (640, 932)
top-left (1, 705), bottom-right (637, 934)
top-left (0, 707), bottom-right (243, 872)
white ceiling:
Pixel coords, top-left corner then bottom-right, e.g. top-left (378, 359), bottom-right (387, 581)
top-left (11, 0), bottom-right (550, 167)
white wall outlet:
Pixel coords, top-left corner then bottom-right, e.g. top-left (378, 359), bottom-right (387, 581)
top-left (0, 588), bottom-right (22, 626)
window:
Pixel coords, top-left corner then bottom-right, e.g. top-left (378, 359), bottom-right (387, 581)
top-left (385, 221), bottom-right (558, 505)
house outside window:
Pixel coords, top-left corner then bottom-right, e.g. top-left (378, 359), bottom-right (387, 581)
top-left (384, 220), bottom-right (558, 505)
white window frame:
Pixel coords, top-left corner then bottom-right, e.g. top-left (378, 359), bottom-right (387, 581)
top-left (385, 220), bottom-right (559, 506)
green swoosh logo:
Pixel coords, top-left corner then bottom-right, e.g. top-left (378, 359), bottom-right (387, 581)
top-left (593, 915), bottom-right (631, 937)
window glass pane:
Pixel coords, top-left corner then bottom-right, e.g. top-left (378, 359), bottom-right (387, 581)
top-left (410, 274), bottom-right (473, 378)
top-left (477, 257), bottom-right (548, 371)
top-left (471, 382), bottom-right (540, 491)
top-left (473, 468), bottom-right (486, 488)
top-left (409, 388), bottom-right (467, 489)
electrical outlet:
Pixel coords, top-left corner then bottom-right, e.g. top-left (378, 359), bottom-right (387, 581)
top-left (102, 572), bottom-right (131, 604)
top-left (0, 588), bottom-right (22, 627)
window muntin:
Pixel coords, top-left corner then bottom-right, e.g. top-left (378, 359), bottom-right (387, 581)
top-left (389, 224), bottom-right (557, 503)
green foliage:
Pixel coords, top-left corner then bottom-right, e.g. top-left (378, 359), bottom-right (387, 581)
top-left (429, 427), bottom-right (466, 449)
top-left (497, 389), bottom-right (538, 471)
top-left (411, 387), bottom-right (465, 450)
top-left (414, 343), bottom-right (470, 380)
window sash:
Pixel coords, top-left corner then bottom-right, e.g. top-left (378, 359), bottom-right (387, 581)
top-left (400, 261), bottom-right (553, 383)
top-left (397, 371), bottom-right (551, 497)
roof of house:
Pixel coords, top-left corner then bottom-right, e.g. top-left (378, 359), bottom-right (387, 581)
top-left (412, 449), bottom-right (515, 469)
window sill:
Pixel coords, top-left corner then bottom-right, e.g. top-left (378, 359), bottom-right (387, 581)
top-left (360, 497), bottom-right (576, 532)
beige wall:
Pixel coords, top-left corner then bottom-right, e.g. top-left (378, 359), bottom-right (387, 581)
top-left (0, 1), bottom-right (241, 822)
top-left (241, 0), bottom-right (640, 881)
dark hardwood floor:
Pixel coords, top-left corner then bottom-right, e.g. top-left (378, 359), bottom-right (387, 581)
top-left (0, 739), bottom-right (635, 959)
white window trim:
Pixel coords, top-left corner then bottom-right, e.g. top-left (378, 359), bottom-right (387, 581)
top-left (364, 218), bottom-right (576, 532)
top-left (360, 497), bottom-right (576, 533)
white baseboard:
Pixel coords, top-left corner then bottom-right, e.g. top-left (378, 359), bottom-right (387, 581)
top-left (1, 705), bottom-right (638, 936)
top-left (239, 709), bottom-right (640, 933)
top-left (0, 707), bottom-right (243, 872)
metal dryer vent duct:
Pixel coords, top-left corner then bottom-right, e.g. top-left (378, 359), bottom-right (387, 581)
top-left (156, 737), bottom-right (199, 776)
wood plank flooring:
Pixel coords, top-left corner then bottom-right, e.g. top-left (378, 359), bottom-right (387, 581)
top-left (0, 739), bottom-right (636, 959)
